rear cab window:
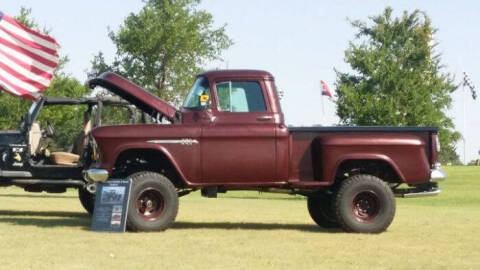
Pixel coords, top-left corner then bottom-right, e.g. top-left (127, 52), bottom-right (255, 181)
top-left (215, 81), bottom-right (266, 112)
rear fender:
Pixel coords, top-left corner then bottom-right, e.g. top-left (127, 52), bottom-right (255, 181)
top-left (331, 154), bottom-right (405, 183)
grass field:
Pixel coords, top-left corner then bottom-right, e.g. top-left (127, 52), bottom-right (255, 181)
top-left (0, 166), bottom-right (479, 270)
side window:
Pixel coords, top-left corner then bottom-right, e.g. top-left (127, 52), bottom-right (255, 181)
top-left (216, 81), bottom-right (267, 112)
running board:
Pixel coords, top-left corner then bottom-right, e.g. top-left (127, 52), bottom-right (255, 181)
top-left (394, 189), bottom-right (441, 198)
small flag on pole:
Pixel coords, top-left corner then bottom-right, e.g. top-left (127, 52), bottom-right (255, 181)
top-left (463, 72), bottom-right (477, 100)
top-left (0, 11), bottom-right (60, 100)
top-left (320, 80), bottom-right (332, 98)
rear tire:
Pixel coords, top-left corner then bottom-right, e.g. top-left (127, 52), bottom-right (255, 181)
top-left (78, 187), bottom-right (95, 215)
top-left (307, 193), bottom-right (339, 228)
top-left (127, 171), bottom-right (178, 232)
top-left (334, 174), bottom-right (395, 233)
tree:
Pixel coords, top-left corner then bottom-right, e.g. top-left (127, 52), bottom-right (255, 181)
top-left (335, 7), bottom-right (460, 164)
top-left (90, 0), bottom-right (232, 105)
top-left (0, 8), bottom-right (89, 150)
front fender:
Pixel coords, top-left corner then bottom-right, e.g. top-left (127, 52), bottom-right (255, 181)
top-left (99, 142), bottom-right (192, 185)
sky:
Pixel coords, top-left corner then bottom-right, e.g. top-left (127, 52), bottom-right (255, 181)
top-left (2, 0), bottom-right (479, 163)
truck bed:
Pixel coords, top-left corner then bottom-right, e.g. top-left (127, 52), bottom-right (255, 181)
top-left (288, 126), bottom-right (438, 184)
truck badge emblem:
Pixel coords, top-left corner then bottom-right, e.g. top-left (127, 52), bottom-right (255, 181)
top-left (147, 139), bottom-right (199, 146)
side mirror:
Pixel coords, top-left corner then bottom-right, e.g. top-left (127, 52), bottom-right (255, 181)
top-left (205, 108), bottom-right (216, 122)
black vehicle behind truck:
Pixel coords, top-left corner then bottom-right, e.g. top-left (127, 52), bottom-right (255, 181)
top-left (0, 96), bottom-right (135, 213)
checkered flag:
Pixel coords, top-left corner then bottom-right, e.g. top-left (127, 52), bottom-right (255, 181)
top-left (463, 72), bottom-right (477, 100)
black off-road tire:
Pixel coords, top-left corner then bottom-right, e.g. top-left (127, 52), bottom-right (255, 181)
top-left (334, 174), bottom-right (396, 233)
top-left (78, 187), bottom-right (95, 215)
top-left (127, 171), bottom-right (178, 232)
top-left (307, 193), bottom-right (339, 228)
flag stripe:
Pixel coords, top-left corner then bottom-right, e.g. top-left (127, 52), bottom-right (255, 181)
top-left (0, 22), bottom-right (58, 56)
top-left (0, 64), bottom-right (41, 93)
top-left (0, 79), bottom-right (22, 95)
top-left (0, 73), bottom-right (30, 96)
top-left (0, 51), bottom-right (52, 85)
top-left (0, 48), bottom-right (53, 80)
top-left (0, 28), bottom-right (59, 63)
top-left (0, 12), bottom-right (59, 100)
top-left (1, 15), bottom-right (58, 50)
top-left (0, 38), bottom-right (58, 69)
top-left (0, 61), bottom-right (48, 89)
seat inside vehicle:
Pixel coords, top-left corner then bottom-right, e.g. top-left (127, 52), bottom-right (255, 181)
top-left (28, 122), bottom-right (42, 156)
top-left (50, 117), bottom-right (92, 166)
top-left (49, 152), bottom-right (80, 165)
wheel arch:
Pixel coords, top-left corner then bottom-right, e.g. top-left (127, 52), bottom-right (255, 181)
top-left (333, 154), bottom-right (405, 183)
top-left (111, 145), bottom-right (191, 188)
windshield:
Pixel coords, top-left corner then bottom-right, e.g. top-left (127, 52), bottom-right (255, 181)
top-left (182, 76), bottom-right (210, 109)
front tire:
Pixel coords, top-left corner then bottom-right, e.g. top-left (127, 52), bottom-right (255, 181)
top-left (127, 171), bottom-right (178, 232)
top-left (307, 193), bottom-right (339, 228)
top-left (334, 174), bottom-right (395, 233)
top-left (78, 187), bottom-right (95, 215)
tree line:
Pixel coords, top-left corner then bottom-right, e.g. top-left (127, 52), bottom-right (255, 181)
top-left (1, 2), bottom-right (461, 163)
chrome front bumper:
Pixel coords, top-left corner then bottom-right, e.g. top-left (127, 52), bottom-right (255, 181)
top-left (83, 169), bottom-right (109, 183)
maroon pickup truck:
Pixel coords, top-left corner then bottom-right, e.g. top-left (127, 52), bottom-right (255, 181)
top-left (85, 70), bottom-right (445, 233)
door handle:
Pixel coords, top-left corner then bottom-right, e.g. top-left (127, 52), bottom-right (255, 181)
top-left (256, 115), bottom-right (273, 121)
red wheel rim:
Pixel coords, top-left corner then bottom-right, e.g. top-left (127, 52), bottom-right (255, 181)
top-left (136, 188), bottom-right (165, 221)
top-left (351, 191), bottom-right (379, 222)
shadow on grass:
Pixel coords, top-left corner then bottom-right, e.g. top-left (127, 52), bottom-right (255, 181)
top-left (0, 194), bottom-right (76, 199)
top-left (172, 221), bottom-right (341, 233)
top-left (0, 210), bottom-right (90, 228)
top-left (219, 195), bottom-right (305, 201)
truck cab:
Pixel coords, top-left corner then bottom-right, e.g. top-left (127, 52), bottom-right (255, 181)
top-left (181, 70), bottom-right (283, 184)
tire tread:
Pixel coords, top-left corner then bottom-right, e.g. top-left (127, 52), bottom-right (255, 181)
top-left (127, 171), bottom-right (178, 232)
top-left (334, 174), bottom-right (395, 233)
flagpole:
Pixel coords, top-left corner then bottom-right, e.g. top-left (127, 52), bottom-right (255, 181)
top-left (321, 93), bottom-right (325, 125)
top-left (461, 72), bottom-right (478, 164)
top-left (463, 80), bottom-right (466, 165)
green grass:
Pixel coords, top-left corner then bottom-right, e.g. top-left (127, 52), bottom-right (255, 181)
top-left (0, 166), bottom-right (479, 270)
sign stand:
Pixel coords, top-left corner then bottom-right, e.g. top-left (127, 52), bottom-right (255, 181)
top-left (91, 179), bottom-right (132, 232)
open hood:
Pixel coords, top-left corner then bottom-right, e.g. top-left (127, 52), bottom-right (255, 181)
top-left (88, 72), bottom-right (178, 122)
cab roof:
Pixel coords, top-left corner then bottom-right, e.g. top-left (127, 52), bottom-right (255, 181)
top-left (198, 69), bottom-right (274, 80)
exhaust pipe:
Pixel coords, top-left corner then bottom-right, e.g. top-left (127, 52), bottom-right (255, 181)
top-left (86, 183), bottom-right (97, 194)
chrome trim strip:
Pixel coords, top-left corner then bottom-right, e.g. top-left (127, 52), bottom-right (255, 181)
top-left (147, 139), bottom-right (199, 146)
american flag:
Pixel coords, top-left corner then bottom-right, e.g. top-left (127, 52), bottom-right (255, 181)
top-left (0, 11), bottom-right (59, 100)
top-left (320, 80), bottom-right (332, 98)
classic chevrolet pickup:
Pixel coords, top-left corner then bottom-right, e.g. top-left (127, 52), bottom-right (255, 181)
top-left (85, 70), bottom-right (445, 233)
